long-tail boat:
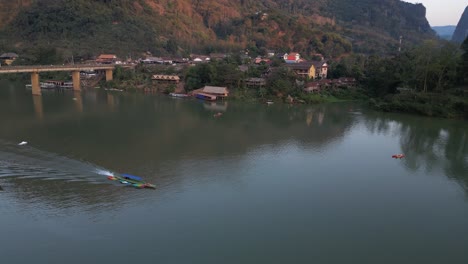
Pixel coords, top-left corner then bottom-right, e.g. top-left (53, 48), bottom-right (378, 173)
top-left (107, 173), bottom-right (156, 189)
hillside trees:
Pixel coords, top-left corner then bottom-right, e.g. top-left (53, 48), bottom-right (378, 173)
top-left (409, 41), bottom-right (460, 92)
top-left (362, 40), bottom-right (462, 96)
top-left (462, 37), bottom-right (468, 82)
top-left (184, 60), bottom-right (244, 91)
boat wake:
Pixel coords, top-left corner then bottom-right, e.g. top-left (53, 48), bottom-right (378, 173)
top-left (0, 140), bottom-right (113, 185)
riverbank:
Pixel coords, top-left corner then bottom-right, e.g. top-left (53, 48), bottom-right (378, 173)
top-left (102, 78), bottom-right (468, 120)
top-left (369, 91), bottom-right (468, 119)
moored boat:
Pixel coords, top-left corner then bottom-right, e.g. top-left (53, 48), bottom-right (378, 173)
top-left (169, 93), bottom-right (189, 98)
top-left (25, 81), bottom-right (73, 90)
top-left (195, 92), bottom-right (217, 101)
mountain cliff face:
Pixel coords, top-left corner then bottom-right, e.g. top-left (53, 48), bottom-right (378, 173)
top-left (0, 0), bottom-right (435, 59)
top-left (452, 6), bottom-right (468, 43)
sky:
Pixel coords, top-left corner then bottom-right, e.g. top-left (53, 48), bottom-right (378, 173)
top-left (405, 0), bottom-right (468, 26)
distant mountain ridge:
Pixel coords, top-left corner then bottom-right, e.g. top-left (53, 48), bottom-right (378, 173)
top-left (453, 6), bottom-right (468, 43)
top-left (0, 0), bottom-right (436, 60)
top-left (432, 26), bottom-right (456, 40)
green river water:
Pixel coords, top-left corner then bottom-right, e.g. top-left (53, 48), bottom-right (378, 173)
top-left (0, 81), bottom-right (467, 264)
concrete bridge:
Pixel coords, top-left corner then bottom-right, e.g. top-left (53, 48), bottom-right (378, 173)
top-left (0, 64), bottom-right (127, 95)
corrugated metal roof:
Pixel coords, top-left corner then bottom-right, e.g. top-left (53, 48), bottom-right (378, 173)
top-left (202, 86), bottom-right (229, 95)
top-left (97, 54), bottom-right (117, 59)
top-left (311, 61), bottom-right (327, 68)
top-left (0, 53), bottom-right (18, 58)
top-left (151, 75), bottom-right (180, 80)
top-left (287, 62), bottom-right (314, 70)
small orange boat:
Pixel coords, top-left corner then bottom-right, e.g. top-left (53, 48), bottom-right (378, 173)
top-left (392, 154), bottom-right (405, 159)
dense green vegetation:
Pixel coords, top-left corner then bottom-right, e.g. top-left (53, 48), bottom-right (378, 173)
top-left (0, 0), bottom-right (435, 61)
top-left (362, 38), bottom-right (468, 119)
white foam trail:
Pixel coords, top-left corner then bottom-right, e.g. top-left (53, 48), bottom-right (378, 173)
top-left (95, 169), bottom-right (114, 176)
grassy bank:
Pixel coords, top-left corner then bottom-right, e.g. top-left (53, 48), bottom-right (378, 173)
top-left (369, 91), bottom-right (468, 119)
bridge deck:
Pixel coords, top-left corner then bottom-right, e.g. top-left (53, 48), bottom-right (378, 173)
top-left (0, 64), bottom-right (129, 74)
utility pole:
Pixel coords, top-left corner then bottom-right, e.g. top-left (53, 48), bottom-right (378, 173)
top-left (398, 36), bottom-right (403, 53)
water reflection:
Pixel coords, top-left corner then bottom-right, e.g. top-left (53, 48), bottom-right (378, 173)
top-left (363, 113), bottom-right (468, 191)
top-left (73, 91), bottom-right (83, 113)
top-left (32, 95), bottom-right (44, 120)
top-left (107, 93), bottom-right (117, 112)
top-left (203, 101), bottom-right (228, 112)
top-left (305, 106), bottom-right (326, 126)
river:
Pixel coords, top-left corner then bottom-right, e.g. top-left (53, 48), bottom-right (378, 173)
top-left (0, 81), bottom-right (467, 264)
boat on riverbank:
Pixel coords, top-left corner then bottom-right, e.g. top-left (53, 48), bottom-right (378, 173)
top-left (107, 173), bottom-right (156, 189)
top-left (169, 93), bottom-right (190, 98)
top-left (26, 80), bottom-right (73, 90)
top-left (195, 92), bottom-right (217, 101)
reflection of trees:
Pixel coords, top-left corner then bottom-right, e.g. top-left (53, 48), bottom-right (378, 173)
top-left (363, 113), bottom-right (468, 190)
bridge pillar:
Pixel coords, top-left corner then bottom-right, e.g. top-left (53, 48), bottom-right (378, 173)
top-left (32, 95), bottom-right (44, 119)
top-left (31, 72), bottom-right (41, 96)
top-left (72, 71), bottom-right (81, 91)
top-left (105, 69), bottom-right (113, 81)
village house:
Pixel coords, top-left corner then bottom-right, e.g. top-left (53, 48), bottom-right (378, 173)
top-left (260, 12), bottom-right (268, 21)
top-left (209, 53), bottom-right (227, 61)
top-left (246, 77), bottom-right (267, 88)
top-left (172, 57), bottom-right (189, 64)
top-left (193, 86), bottom-right (229, 101)
top-left (96, 54), bottom-right (117, 64)
top-left (254, 57), bottom-right (271, 64)
top-left (191, 54), bottom-right (210, 63)
top-left (238, 65), bottom-right (249, 73)
top-left (287, 62), bottom-right (316, 79)
top-left (338, 77), bottom-right (357, 86)
top-left (311, 61), bottom-right (328, 79)
top-left (151, 75), bottom-right (180, 85)
top-left (0, 52), bottom-right (19, 65)
top-left (160, 57), bottom-right (174, 64)
top-left (202, 86), bottom-right (229, 97)
top-left (304, 82), bottom-right (321, 93)
top-left (142, 57), bottom-right (164, 64)
top-left (283, 52), bottom-right (301, 63)
top-left (319, 79), bottom-right (333, 87)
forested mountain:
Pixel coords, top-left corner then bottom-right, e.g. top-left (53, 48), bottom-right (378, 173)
top-left (452, 6), bottom-right (468, 43)
top-left (0, 0), bottom-right (435, 60)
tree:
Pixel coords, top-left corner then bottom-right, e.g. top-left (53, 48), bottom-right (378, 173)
top-left (433, 42), bottom-right (461, 91)
top-left (410, 40), bottom-right (461, 92)
top-left (462, 37), bottom-right (468, 82)
top-left (362, 55), bottom-right (400, 96)
top-left (266, 67), bottom-right (297, 96)
top-left (165, 39), bottom-right (179, 55)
